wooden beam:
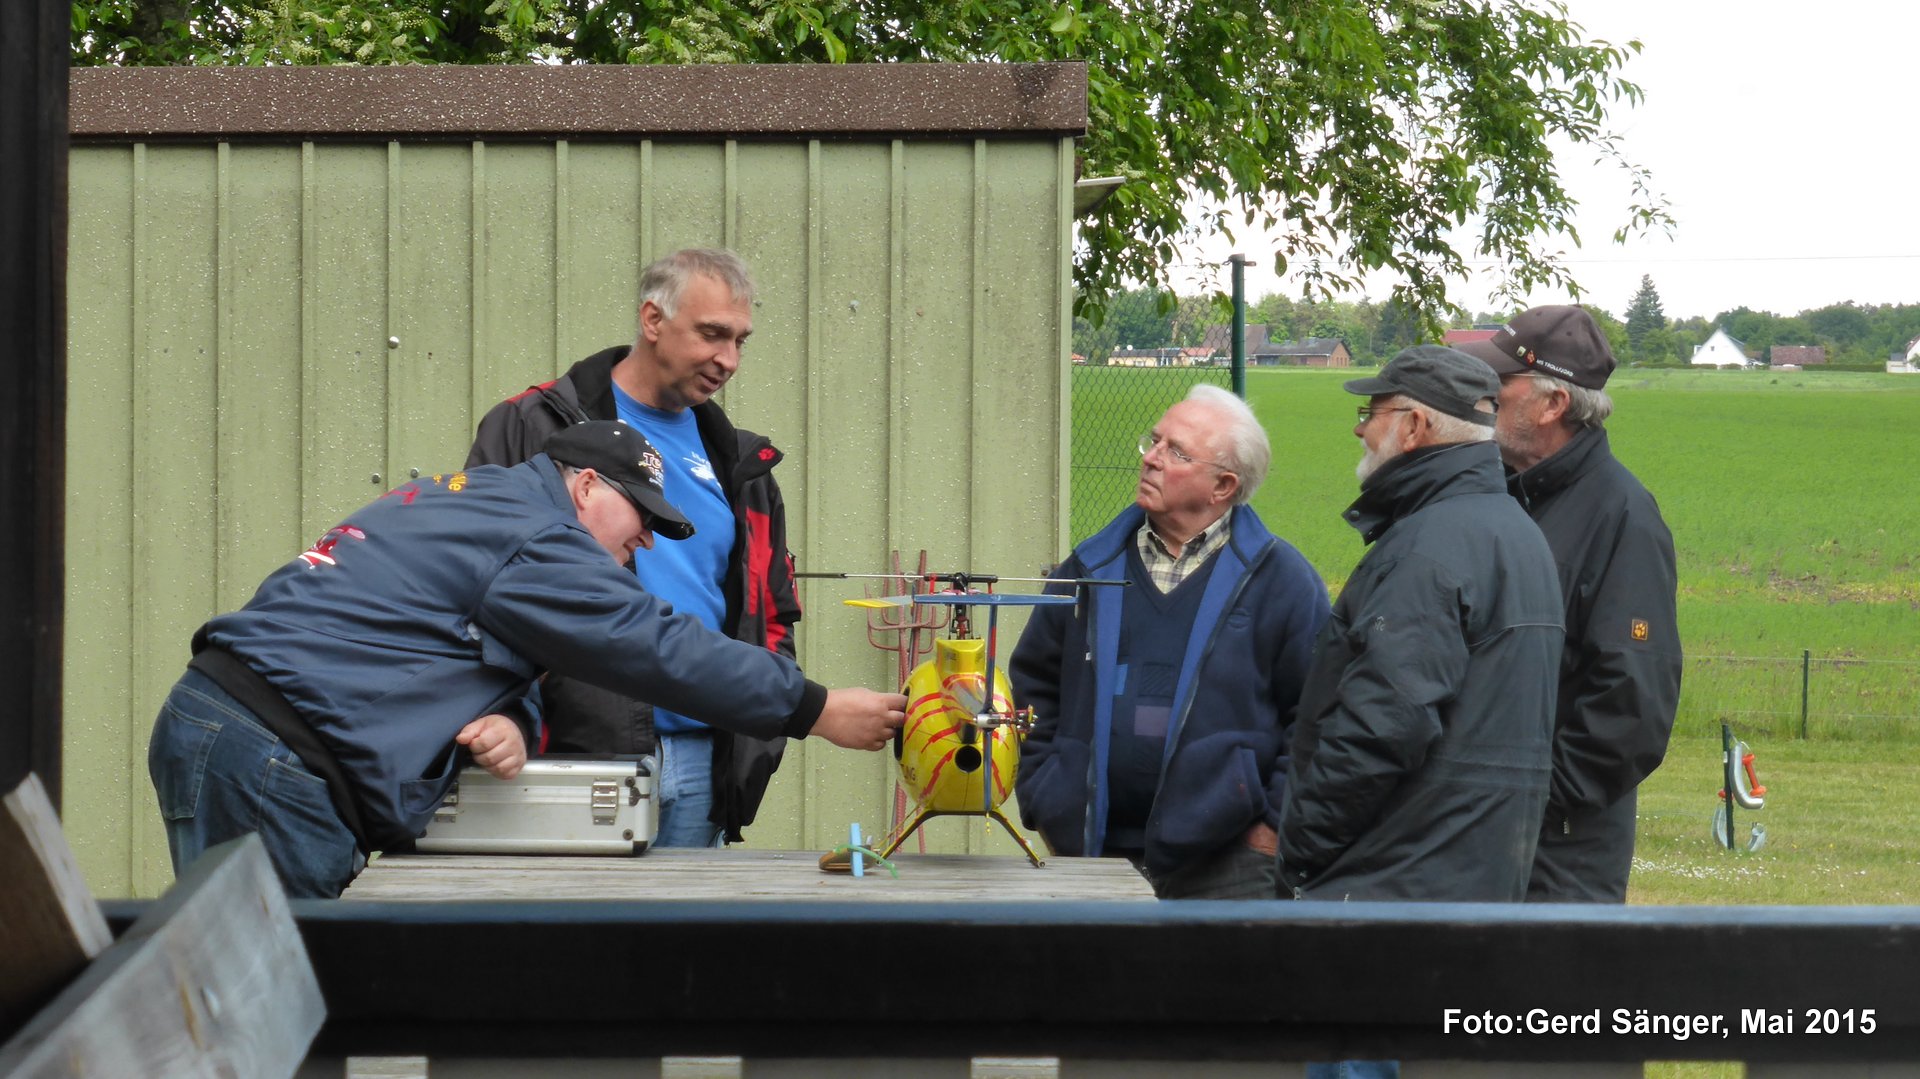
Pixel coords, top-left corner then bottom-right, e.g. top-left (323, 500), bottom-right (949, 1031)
top-left (0, 0), bottom-right (68, 808)
top-left (0, 835), bottom-right (324, 1078)
top-left (0, 775), bottom-right (111, 1035)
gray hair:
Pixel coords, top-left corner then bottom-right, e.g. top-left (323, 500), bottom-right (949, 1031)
top-left (1526, 373), bottom-right (1613, 428)
top-left (640, 248), bottom-right (755, 318)
top-left (1185, 383), bottom-right (1270, 502)
top-left (1400, 395), bottom-right (1495, 445)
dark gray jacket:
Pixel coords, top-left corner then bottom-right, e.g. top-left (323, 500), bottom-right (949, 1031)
top-left (1511, 426), bottom-right (1682, 902)
top-left (1278, 440), bottom-right (1563, 901)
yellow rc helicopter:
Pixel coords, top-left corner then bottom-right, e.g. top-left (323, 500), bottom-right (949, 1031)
top-left (802, 560), bottom-right (1124, 869)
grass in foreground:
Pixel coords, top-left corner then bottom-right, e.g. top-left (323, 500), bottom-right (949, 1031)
top-left (1629, 736), bottom-right (1920, 906)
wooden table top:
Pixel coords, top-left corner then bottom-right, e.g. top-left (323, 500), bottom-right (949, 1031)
top-left (343, 847), bottom-right (1157, 902)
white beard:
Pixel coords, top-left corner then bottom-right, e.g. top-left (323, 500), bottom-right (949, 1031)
top-left (1357, 411), bottom-right (1406, 482)
top-left (1356, 440), bottom-right (1397, 482)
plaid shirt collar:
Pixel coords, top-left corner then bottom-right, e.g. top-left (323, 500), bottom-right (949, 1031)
top-left (1136, 512), bottom-right (1232, 593)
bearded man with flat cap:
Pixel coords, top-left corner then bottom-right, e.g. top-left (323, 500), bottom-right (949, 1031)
top-left (1460, 305), bottom-right (1682, 903)
top-left (1276, 346), bottom-right (1563, 902)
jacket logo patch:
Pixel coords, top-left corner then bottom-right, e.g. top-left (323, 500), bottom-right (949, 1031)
top-left (299, 526), bottom-right (366, 568)
top-left (1631, 618), bottom-right (1649, 642)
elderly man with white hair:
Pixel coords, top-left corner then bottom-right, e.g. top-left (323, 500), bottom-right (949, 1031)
top-left (1010, 384), bottom-right (1330, 899)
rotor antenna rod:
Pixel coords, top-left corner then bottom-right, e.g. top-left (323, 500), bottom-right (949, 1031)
top-left (1070, 574), bottom-right (1131, 619)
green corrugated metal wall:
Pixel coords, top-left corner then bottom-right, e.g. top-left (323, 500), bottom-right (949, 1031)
top-left (66, 135), bottom-right (1075, 898)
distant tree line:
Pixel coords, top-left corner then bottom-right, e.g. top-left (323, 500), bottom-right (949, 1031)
top-left (1072, 288), bottom-right (1428, 367)
top-left (1577, 276), bottom-right (1920, 370)
top-left (1074, 276), bottom-right (1920, 370)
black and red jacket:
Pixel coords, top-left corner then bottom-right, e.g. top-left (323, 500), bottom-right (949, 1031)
top-left (466, 346), bottom-right (802, 840)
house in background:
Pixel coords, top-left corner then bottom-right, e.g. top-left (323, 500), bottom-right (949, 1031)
top-left (1443, 326), bottom-right (1502, 349)
top-left (1253, 337), bottom-right (1352, 367)
top-left (1770, 344), bottom-right (1826, 370)
top-left (1200, 322), bottom-right (1273, 357)
top-left (1107, 346), bottom-right (1189, 367)
top-left (1195, 323), bottom-right (1351, 366)
top-left (1890, 335), bottom-right (1920, 373)
top-left (1692, 327), bottom-right (1753, 368)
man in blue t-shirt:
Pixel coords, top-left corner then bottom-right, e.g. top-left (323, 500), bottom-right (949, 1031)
top-left (610, 333), bottom-right (744, 847)
top-left (468, 249), bottom-right (802, 847)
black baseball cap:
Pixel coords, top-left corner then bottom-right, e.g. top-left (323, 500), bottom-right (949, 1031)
top-left (1457, 305), bottom-right (1616, 389)
top-left (1343, 345), bottom-right (1499, 426)
top-left (543, 421), bottom-right (695, 541)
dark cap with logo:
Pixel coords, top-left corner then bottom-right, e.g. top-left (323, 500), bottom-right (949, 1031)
top-left (543, 421), bottom-right (695, 541)
top-left (1343, 345), bottom-right (1499, 426)
top-left (1457, 304), bottom-right (1616, 390)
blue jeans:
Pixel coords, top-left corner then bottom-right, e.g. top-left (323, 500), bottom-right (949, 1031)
top-left (654, 731), bottom-right (724, 848)
top-left (148, 669), bottom-right (365, 898)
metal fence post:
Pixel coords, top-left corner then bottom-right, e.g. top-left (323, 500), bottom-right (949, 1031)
top-left (1800, 649), bottom-right (1810, 740)
top-left (1230, 254), bottom-right (1248, 399)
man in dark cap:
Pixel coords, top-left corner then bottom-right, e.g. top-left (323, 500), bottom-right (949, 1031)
top-left (1459, 305), bottom-right (1682, 902)
top-left (147, 421), bottom-right (907, 898)
top-left (1277, 345), bottom-right (1564, 902)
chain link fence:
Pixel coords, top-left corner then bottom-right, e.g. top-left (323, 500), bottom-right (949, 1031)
top-left (1680, 653), bottom-right (1920, 741)
top-left (1068, 364), bottom-right (1232, 542)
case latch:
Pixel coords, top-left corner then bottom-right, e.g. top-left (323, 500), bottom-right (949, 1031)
top-left (591, 779), bottom-right (619, 825)
top-left (434, 783), bottom-right (460, 823)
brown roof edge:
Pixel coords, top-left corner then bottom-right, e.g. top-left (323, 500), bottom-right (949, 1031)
top-left (70, 63), bottom-right (1087, 141)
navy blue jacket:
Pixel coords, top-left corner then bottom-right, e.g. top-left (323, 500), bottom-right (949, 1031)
top-left (201, 455), bottom-right (825, 847)
top-left (1009, 504), bottom-right (1330, 877)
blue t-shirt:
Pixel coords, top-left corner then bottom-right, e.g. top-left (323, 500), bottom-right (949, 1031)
top-left (612, 385), bottom-right (735, 734)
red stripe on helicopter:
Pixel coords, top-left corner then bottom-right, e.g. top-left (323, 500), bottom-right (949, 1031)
top-left (917, 746), bottom-right (962, 802)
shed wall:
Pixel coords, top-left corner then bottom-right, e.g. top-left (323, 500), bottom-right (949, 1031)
top-left (66, 132), bottom-right (1074, 897)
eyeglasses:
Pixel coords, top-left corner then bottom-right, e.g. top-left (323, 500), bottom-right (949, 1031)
top-left (1356, 405), bottom-right (1415, 423)
top-left (1138, 432), bottom-right (1226, 469)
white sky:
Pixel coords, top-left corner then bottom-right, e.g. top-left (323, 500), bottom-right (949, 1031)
top-left (1172, 0), bottom-right (1920, 321)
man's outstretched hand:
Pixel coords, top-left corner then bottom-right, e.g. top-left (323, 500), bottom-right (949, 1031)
top-left (811, 688), bottom-right (909, 751)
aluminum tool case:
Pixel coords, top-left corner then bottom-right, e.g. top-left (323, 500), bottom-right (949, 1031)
top-left (410, 756), bottom-right (657, 855)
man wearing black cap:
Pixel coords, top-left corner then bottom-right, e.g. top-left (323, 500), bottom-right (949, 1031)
top-left (147, 421), bottom-right (907, 898)
top-left (1460, 305), bottom-right (1682, 903)
top-left (1277, 346), bottom-right (1564, 901)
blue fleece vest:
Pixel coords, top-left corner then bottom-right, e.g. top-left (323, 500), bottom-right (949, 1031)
top-left (1104, 543), bottom-right (1218, 850)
